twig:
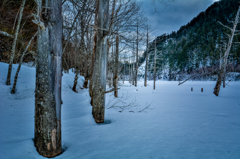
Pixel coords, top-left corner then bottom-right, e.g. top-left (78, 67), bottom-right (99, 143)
top-left (138, 101), bottom-right (153, 113)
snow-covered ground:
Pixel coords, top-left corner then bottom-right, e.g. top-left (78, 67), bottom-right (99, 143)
top-left (0, 62), bottom-right (240, 159)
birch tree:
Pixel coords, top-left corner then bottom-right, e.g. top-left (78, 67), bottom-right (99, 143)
top-left (6, 0), bottom-right (26, 85)
top-left (11, 31), bottom-right (38, 94)
top-left (213, 6), bottom-right (240, 96)
top-left (33, 0), bottom-right (62, 157)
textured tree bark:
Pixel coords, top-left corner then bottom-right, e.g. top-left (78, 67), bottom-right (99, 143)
top-left (213, 6), bottom-right (240, 96)
top-left (11, 31), bottom-right (38, 94)
top-left (92, 0), bottom-right (109, 123)
top-left (34, 0), bottom-right (62, 157)
top-left (144, 25), bottom-right (149, 87)
top-left (113, 36), bottom-right (119, 97)
top-left (89, 2), bottom-right (99, 106)
top-left (6, 0), bottom-right (26, 85)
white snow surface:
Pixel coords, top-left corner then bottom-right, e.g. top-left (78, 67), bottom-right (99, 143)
top-left (0, 62), bottom-right (240, 159)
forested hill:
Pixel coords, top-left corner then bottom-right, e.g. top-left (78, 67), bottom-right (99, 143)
top-left (142, 0), bottom-right (240, 80)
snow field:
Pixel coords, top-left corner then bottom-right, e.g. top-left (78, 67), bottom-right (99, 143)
top-left (0, 62), bottom-right (240, 159)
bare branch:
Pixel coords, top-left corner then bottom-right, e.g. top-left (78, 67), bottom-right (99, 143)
top-left (218, 21), bottom-right (233, 31)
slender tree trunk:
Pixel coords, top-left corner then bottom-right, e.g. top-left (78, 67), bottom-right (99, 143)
top-left (214, 6), bottom-right (240, 96)
top-left (92, 0), bottom-right (109, 123)
top-left (72, 69), bottom-right (79, 92)
top-left (144, 25), bottom-right (149, 87)
top-left (223, 65), bottom-right (226, 88)
top-left (6, 0), bottom-right (26, 85)
top-left (135, 21), bottom-right (138, 87)
top-left (113, 36), bottom-right (119, 97)
top-left (11, 31), bottom-right (38, 94)
top-left (34, 0), bottom-right (62, 157)
top-left (153, 39), bottom-right (157, 90)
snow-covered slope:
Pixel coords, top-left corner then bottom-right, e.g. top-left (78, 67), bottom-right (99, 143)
top-left (0, 62), bottom-right (240, 159)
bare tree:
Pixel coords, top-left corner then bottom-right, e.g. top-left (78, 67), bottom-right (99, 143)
top-left (11, 31), bottom-right (38, 94)
top-left (33, 0), bottom-right (62, 157)
top-left (213, 6), bottom-right (240, 96)
top-left (6, 0), bottom-right (26, 85)
top-left (92, 0), bottom-right (110, 123)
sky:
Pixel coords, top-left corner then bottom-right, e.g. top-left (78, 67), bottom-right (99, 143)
top-left (140, 0), bottom-right (219, 36)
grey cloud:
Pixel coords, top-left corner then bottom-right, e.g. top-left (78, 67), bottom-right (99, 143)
top-left (140, 0), bottom-right (218, 35)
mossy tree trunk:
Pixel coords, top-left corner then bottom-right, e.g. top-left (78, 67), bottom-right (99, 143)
top-left (34, 0), bottom-right (62, 157)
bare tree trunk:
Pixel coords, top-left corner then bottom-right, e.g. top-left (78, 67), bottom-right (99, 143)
top-left (223, 65), bottom-right (226, 88)
top-left (11, 31), bottom-right (38, 94)
top-left (135, 20), bottom-right (139, 87)
top-left (113, 36), bottom-right (119, 97)
top-left (153, 39), bottom-right (157, 90)
top-left (92, 0), bottom-right (109, 123)
top-left (34, 0), bottom-right (62, 157)
top-left (144, 25), bottom-right (149, 87)
top-left (89, 2), bottom-right (99, 105)
top-left (214, 6), bottom-right (240, 96)
top-left (6, 0), bottom-right (26, 85)
top-left (72, 69), bottom-right (79, 92)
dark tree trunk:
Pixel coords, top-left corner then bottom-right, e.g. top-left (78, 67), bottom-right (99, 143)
top-left (72, 69), bottom-right (79, 92)
top-left (92, 0), bottom-right (109, 123)
top-left (144, 25), bottom-right (149, 87)
top-left (153, 39), bottom-right (156, 90)
top-left (135, 21), bottom-right (138, 87)
top-left (34, 0), bottom-right (62, 157)
top-left (113, 36), bottom-right (119, 97)
top-left (223, 66), bottom-right (226, 88)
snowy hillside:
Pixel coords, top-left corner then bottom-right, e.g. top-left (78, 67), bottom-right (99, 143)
top-left (0, 62), bottom-right (240, 159)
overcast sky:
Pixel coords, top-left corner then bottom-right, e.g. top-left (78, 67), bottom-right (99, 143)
top-left (139, 0), bottom-right (219, 36)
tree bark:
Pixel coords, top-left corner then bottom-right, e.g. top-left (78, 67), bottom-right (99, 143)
top-left (34, 0), bottom-right (62, 157)
top-left (113, 36), bottom-right (119, 97)
top-left (6, 0), bottom-right (26, 85)
top-left (92, 0), bottom-right (109, 123)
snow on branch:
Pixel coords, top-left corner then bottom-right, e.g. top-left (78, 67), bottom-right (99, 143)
top-left (0, 31), bottom-right (14, 38)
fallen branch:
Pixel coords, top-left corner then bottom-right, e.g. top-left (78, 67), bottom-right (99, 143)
top-left (225, 80), bottom-right (231, 86)
top-left (107, 93), bottom-right (138, 112)
top-left (178, 76), bottom-right (193, 86)
top-left (138, 101), bottom-right (153, 113)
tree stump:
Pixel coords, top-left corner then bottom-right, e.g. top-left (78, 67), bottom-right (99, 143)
top-left (201, 88), bottom-right (203, 92)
